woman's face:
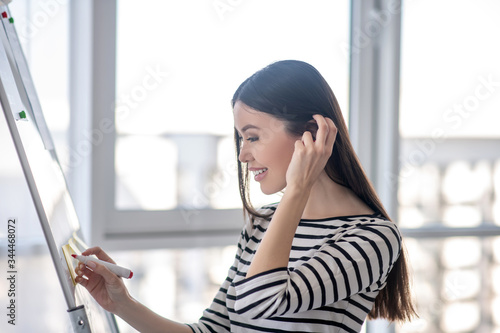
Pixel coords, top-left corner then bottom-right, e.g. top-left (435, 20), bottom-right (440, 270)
top-left (233, 101), bottom-right (300, 195)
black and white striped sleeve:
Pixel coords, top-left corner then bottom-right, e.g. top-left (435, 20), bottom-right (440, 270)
top-left (225, 221), bottom-right (402, 320)
top-left (187, 222), bottom-right (252, 333)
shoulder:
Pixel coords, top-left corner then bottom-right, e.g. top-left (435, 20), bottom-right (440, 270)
top-left (306, 213), bottom-right (402, 247)
top-left (341, 214), bottom-right (403, 254)
top-left (344, 213), bottom-right (400, 235)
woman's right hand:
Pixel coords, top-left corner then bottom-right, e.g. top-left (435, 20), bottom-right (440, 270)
top-left (74, 247), bottom-right (131, 315)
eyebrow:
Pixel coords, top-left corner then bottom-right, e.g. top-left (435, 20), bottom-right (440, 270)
top-left (238, 124), bottom-right (260, 133)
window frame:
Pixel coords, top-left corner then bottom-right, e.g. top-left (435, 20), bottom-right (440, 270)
top-left (349, 0), bottom-right (500, 332)
top-left (76, 0), bottom-right (500, 259)
top-left (71, 1), bottom-right (244, 250)
top-left (76, 0), bottom-right (355, 250)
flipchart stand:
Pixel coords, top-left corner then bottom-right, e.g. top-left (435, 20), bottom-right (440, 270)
top-left (0, 2), bottom-right (118, 332)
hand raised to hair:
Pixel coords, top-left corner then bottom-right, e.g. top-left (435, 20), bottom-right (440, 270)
top-left (285, 115), bottom-right (337, 191)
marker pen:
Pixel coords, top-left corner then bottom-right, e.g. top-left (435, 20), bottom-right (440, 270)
top-left (72, 254), bottom-right (133, 279)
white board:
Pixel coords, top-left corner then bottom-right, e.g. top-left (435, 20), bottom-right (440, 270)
top-left (0, 6), bottom-right (118, 332)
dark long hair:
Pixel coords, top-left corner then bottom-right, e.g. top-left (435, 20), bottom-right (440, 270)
top-left (231, 60), bottom-right (416, 322)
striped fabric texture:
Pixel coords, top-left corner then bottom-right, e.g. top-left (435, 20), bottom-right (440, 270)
top-left (188, 204), bottom-right (402, 333)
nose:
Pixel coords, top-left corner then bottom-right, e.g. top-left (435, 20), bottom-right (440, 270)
top-left (238, 144), bottom-right (253, 163)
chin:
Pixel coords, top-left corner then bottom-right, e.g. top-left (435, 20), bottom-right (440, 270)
top-left (259, 182), bottom-right (286, 196)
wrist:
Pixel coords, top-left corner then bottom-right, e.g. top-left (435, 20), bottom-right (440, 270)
top-left (284, 183), bottom-right (312, 197)
top-left (114, 293), bottom-right (136, 318)
top-left (280, 185), bottom-right (310, 220)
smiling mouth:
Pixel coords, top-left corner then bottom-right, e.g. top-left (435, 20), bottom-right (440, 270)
top-left (252, 168), bottom-right (268, 181)
top-left (252, 168), bottom-right (268, 176)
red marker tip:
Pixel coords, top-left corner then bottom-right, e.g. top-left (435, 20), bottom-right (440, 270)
top-left (129, 271), bottom-right (133, 279)
top-left (71, 254), bottom-right (77, 258)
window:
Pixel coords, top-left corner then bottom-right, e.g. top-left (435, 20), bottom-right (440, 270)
top-left (398, 1), bottom-right (500, 332)
top-left (91, 0), bottom-right (350, 248)
top-left (114, 0), bottom-right (350, 212)
top-left (90, 0), bottom-right (350, 328)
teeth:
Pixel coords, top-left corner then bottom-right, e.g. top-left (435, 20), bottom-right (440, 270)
top-left (253, 168), bottom-right (268, 176)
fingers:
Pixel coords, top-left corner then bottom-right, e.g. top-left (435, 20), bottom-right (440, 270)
top-left (75, 263), bottom-right (90, 286)
top-left (81, 247), bottom-right (116, 264)
top-left (311, 114), bottom-right (337, 152)
top-left (74, 259), bottom-right (120, 288)
top-left (89, 262), bottom-right (121, 286)
top-left (301, 130), bottom-right (314, 147)
top-left (312, 114), bottom-right (329, 146)
top-left (324, 117), bottom-right (337, 150)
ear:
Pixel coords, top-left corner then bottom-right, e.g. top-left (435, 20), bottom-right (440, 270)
top-left (304, 119), bottom-right (318, 140)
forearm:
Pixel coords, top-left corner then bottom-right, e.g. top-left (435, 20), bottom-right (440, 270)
top-left (116, 296), bottom-right (192, 333)
top-left (246, 186), bottom-right (310, 278)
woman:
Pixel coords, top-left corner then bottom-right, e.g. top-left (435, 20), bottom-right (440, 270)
top-left (75, 60), bottom-right (416, 332)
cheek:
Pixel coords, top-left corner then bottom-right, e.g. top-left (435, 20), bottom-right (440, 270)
top-left (268, 138), bottom-right (296, 170)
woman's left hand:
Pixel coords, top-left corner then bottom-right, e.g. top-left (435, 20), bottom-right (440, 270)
top-left (285, 114), bottom-right (337, 191)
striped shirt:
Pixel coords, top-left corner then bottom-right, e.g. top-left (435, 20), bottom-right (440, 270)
top-left (187, 204), bottom-right (402, 333)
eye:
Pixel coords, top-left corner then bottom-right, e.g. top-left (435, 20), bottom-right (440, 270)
top-left (247, 137), bottom-right (258, 142)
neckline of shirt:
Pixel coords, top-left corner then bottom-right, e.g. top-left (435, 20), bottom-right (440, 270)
top-left (299, 212), bottom-right (382, 222)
